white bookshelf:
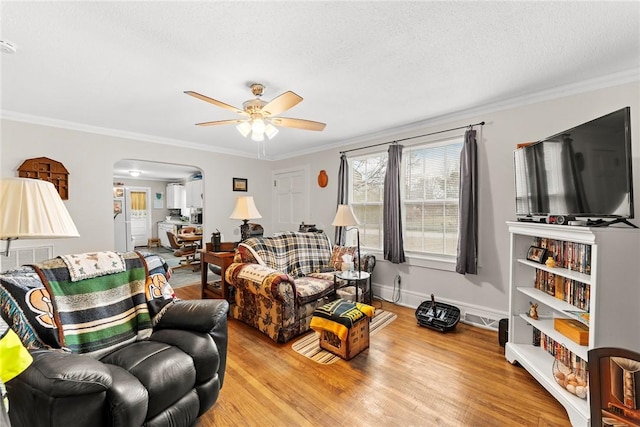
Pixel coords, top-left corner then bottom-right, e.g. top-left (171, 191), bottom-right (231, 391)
top-left (505, 221), bottom-right (640, 427)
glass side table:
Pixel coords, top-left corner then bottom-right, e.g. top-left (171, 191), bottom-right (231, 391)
top-left (334, 271), bottom-right (372, 304)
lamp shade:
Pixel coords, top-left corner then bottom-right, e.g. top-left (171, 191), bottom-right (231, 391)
top-left (332, 204), bottom-right (359, 227)
top-left (229, 196), bottom-right (262, 220)
top-left (0, 178), bottom-right (80, 239)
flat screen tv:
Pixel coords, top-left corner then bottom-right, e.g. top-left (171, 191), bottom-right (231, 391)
top-left (514, 107), bottom-right (633, 222)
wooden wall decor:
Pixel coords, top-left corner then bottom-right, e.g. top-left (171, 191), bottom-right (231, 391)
top-left (18, 157), bottom-right (69, 199)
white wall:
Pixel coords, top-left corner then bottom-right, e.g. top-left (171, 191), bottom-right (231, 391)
top-left (2, 81), bottom-right (638, 323)
top-left (0, 120), bottom-right (272, 255)
top-left (271, 81), bottom-right (640, 322)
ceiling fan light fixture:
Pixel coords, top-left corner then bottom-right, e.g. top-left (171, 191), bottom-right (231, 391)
top-left (251, 118), bottom-right (266, 135)
top-left (236, 121), bottom-right (251, 137)
top-left (186, 83), bottom-right (326, 146)
top-left (265, 123), bottom-right (279, 140)
top-left (129, 170), bottom-right (141, 177)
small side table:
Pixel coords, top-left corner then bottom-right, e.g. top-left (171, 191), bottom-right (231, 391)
top-left (334, 271), bottom-right (372, 304)
top-left (200, 242), bottom-right (236, 301)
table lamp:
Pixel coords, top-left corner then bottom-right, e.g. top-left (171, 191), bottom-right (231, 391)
top-left (0, 178), bottom-right (80, 256)
top-left (332, 204), bottom-right (361, 277)
top-left (229, 196), bottom-right (262, 241)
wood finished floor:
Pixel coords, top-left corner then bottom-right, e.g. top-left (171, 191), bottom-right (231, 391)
top-left (174, 285), bottom-right (572, 427)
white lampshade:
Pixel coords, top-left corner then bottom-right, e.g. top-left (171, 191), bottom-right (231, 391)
top-left (236, 121), bottom-right (252, 137)
top-left (264, 123), bottom-right (279, 140)
top-left (332, 204), bottom-right (359, 227)
top-left (251, 131), bottom-right (265, 142)
top-left (229, 196), bottom-right (262, 220)
top-left (0, 178), bottom-right (80, 241)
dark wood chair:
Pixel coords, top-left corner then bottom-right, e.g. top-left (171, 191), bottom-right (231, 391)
top-left (167, 231), bottom-right (199, 271)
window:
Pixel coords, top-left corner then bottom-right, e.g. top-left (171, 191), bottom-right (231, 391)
top-left (350, 152), bottom-right (387, 249)
top-left (403, 139), bottom-right (463, 256)
top-left (348, 137), bottom-right (463, 257)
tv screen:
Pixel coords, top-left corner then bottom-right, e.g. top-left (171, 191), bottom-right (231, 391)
top-left (514, 107), bottom-right (633, 219)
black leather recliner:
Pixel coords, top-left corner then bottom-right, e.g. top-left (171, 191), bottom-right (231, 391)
top-left (6, 299), bottom-right (229, 427)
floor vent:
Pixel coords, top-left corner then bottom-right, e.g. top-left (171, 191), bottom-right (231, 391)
top-left (462, 312), bottom-right (500, 331)
top-left (0, 246), bottom-right (53, 273)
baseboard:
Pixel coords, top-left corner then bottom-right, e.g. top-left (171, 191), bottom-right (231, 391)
top-left (372, 282), bottom-right (507, 331)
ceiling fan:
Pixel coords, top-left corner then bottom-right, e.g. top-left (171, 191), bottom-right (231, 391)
top-left (185, 83), bottom-right (326, 142)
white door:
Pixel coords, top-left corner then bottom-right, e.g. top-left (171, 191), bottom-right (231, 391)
top-left (272, 166), bottom-right (309, 233)
top-left (125, 187), bottom-right (151, 249)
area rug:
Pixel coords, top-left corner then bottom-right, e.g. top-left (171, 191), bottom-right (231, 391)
top-left (291, 309), bottom-right (397, 364)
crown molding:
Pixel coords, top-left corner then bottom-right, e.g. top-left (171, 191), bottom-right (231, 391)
top-left (0, 110), bottom-right (259, 159)
top-left (269, 68), bottom-right (640, 160)
top-left (2, 68), bottom-right (638, 162)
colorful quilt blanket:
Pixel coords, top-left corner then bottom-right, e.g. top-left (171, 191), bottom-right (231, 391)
top-left (34, 251), bottom-right (152, 358)
top-left (0, 266), bottom-right (61, 350)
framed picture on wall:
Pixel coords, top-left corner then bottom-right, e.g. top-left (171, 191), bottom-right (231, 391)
top-left (233, 178), bottom-right (248, 192)
top-left (113, 200), bottom-right (122, 216)
top-left (113, 187), bottom-right (124, 198)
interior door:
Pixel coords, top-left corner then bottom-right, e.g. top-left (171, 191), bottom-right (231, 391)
top-left (126, 187), bottom-right (151, 248)
top-left (272, 166), bottom-right (309, 233)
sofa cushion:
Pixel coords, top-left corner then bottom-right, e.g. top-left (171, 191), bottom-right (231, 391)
top-left (293, 276), bottom-right (334, 305)
top-left (329, 246), bottom-right (359, 271)
top-left (101, 340), bottom-right (196, 420)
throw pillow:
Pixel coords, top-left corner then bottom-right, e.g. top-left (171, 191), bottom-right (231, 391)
top-left (329, 246), bottom-right (359, 271)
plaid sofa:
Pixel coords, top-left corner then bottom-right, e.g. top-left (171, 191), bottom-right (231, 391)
top-left (225, 231), bottom-right (375, 343)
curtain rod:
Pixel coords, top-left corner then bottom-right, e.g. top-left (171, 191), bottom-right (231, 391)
top-left (339, 121), bottom-right (485, 154)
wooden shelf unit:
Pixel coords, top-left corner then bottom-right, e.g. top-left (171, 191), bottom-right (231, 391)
top-left (505, 221), bottom-right (640, 427)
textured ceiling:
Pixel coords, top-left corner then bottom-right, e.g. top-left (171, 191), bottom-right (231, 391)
top-left (1, 1), bottom-right (639, 161)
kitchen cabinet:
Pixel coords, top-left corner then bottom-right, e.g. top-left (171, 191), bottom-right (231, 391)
top-left (158, 222), bottom-right (177, 248)
top-left (186, 179), bottom-right (203, 208)
top-left (166, 184), bottom-right (186, 209)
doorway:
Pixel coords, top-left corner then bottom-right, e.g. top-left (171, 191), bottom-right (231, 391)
top-left (113, 159), bottom-right (203, 246)
top-left (114, 186), bottom-right (151, 252)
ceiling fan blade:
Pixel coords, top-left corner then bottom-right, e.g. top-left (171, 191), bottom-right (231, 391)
top-left (184, 91), bottom-right (248, 116)
top-left (261, 91), bottom-right (303, 117)
top-left (271, 117), bottom-right (326, 131)
top-left (195, 119), bottom-right (245, 127)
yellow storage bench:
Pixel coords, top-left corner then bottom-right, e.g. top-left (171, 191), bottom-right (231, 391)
top-left (310, 299), bottom-right (374, 360)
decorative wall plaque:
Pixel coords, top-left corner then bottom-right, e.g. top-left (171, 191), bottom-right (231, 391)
top-left (18, 157), bottom-right (69, 199)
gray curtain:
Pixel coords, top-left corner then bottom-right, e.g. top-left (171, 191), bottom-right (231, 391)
top-left (335, 153), bottom-right (349, 245)
top-left (383, 144), bottom-right (406, 263)
top-left (456, 129), bottom-right (478, 274)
